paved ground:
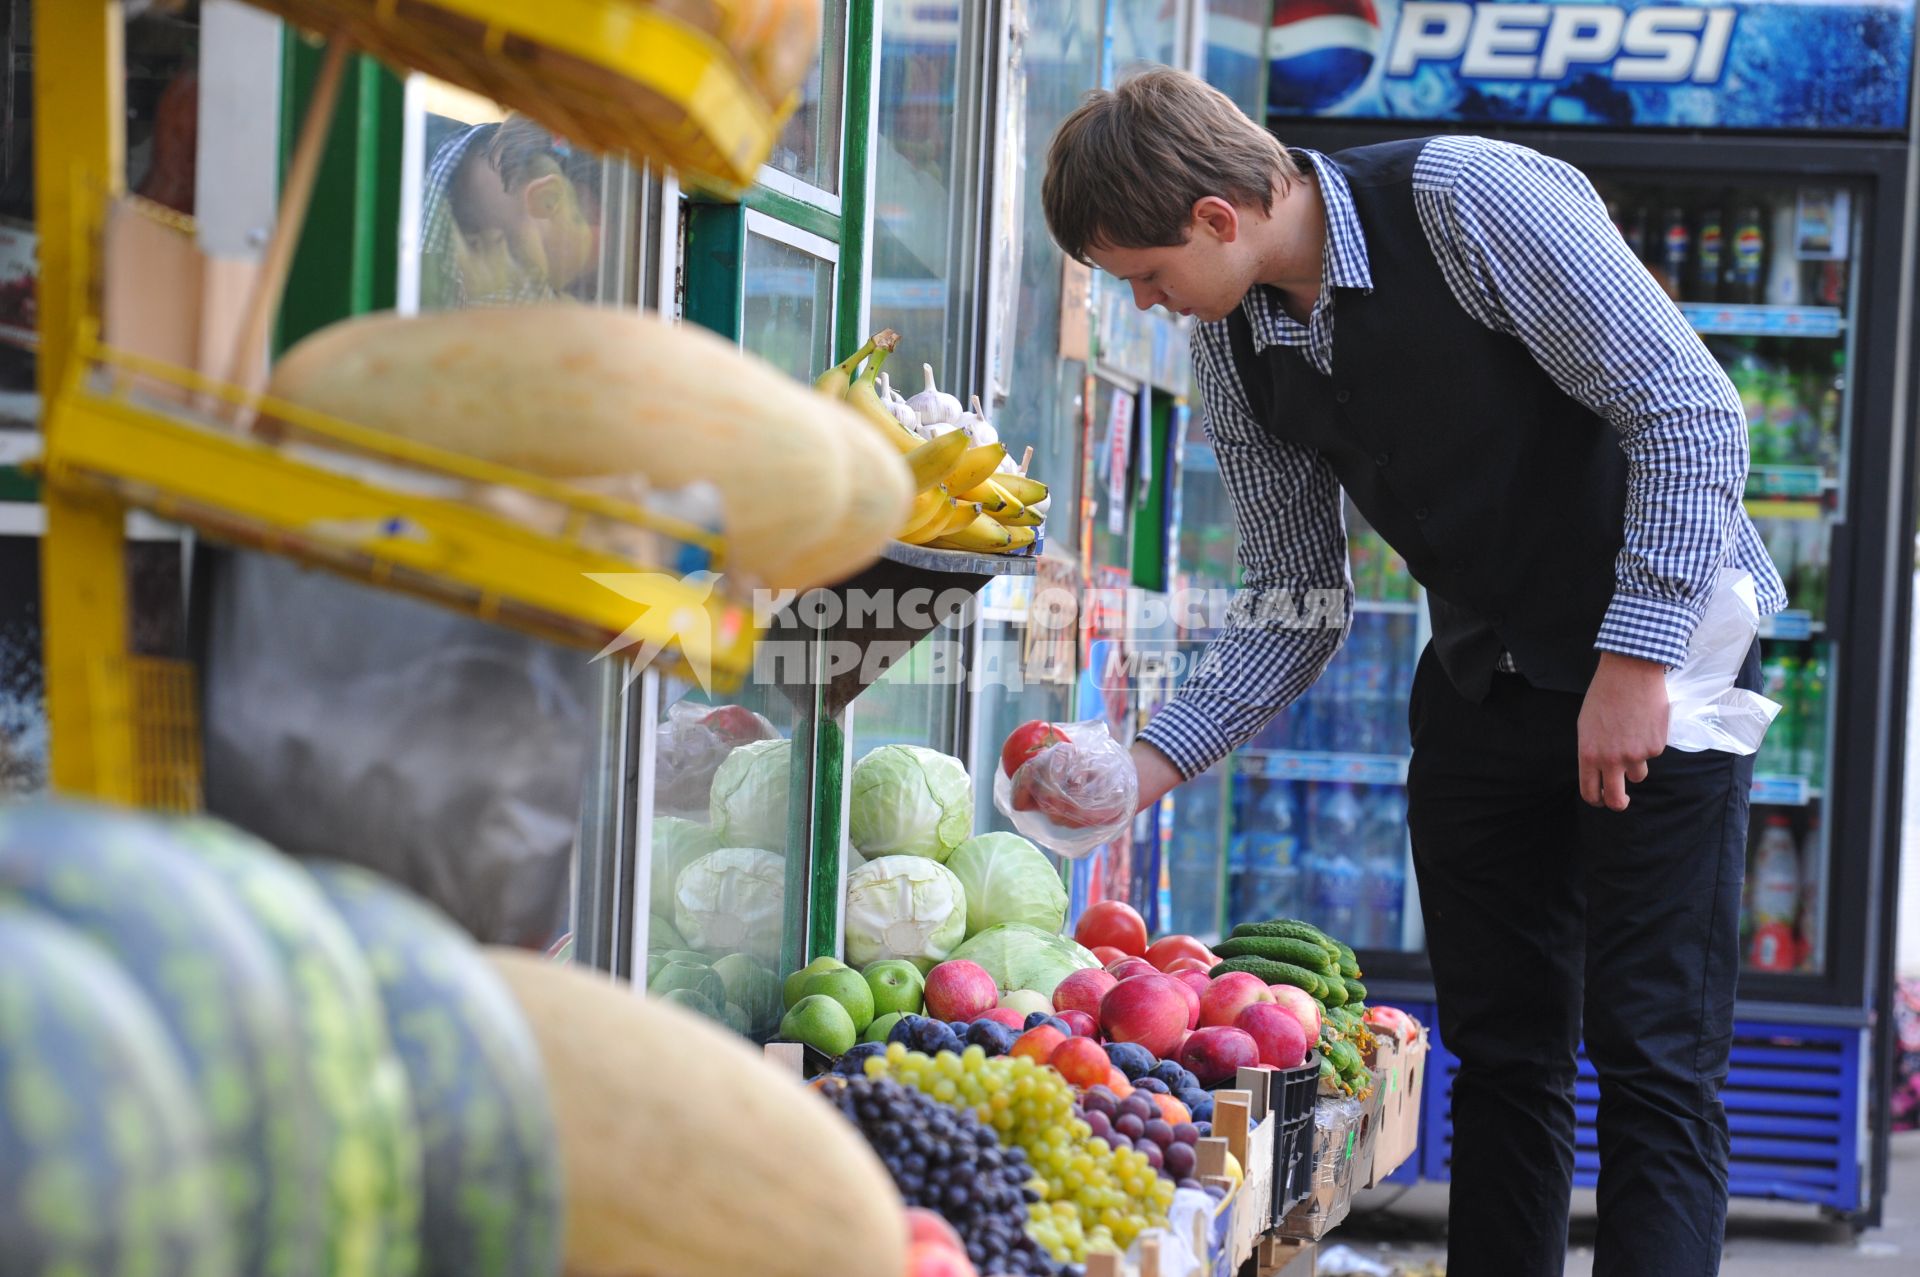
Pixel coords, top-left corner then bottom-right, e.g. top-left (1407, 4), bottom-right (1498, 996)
top-left (1317, 1130), bottom-right (1920, 1275)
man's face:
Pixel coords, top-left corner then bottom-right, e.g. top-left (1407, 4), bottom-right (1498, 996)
top-left (1089, 235), bottom-right (1251, 323)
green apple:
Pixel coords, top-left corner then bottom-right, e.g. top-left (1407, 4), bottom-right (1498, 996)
top-left (998, 988), bottom-right (1051, 1018)
top-left (801, 966), bottom-right (876, 1033)
top-left (779, 994), bottom-right (857, 1057)
top-left (783, 955), bottom-right (848, 1010)
top-left (862, 959), bottom-right (926, 1019)
top-left (864, 1011), bottom-right (906, 1044)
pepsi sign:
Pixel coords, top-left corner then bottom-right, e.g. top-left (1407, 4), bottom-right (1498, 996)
top-left (1267, 0), bottom-right (1914, 132)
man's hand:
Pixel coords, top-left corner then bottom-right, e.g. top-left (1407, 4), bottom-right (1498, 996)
top-left (1131, 739), bottom-right (1185, 814)
top-left (1578, 651), bottom-right (1670, 811)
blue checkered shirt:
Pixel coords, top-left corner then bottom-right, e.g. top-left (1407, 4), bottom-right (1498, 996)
top-left (1140, 138), bottom-right (1788, 780)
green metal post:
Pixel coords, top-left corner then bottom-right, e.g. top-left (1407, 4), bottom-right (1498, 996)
top-left (806, 710), bottom-right (847, 961)
top-left (275, 36), bottom-right (402, 352)
top-left (683, 201), bottom-right (746, 343)
top-left (834, 0), bottom-right (876, 359)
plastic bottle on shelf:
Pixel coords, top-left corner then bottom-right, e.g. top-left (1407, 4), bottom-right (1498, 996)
top-left (1347, 618), bottom-right (1387, 756)
top-left (1764, 366), bottom-right (1814, 467)
top-left (1358, 788), bottom-right (1408, 950)
top-left (1765, 201), bottom-right (1801, 307)
top-left (1349, 528), bottom-right (1381, 601)
top-left (1655, 207), bottom-right (1689, 301)
top-left (1795, 520), bottom-right (1829, 621)
top-left (1795, 651), bottom-right (1828, 788)
top-left (1757, 651), bottom-right (1800, 775)
top-left (1690, 206), bottom-right (1725, 302)
top-left (1747, 814), bottom-right (1802, 971)
top-left (1724, 204), bottom-right (1766, 305)
top-left (1797, 813), bottom-right (1825, 972)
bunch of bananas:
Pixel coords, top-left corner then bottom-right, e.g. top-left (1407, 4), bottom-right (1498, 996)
top-left (815, 332), bottom-right (1049, 555)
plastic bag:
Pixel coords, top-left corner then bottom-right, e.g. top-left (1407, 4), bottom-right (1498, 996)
top-left (652, 698), bottom-right (776, 818)
top-left (1666, 567), bottom-right (1780, 755)
top-left (991, 719), bottom-right (1137, 859)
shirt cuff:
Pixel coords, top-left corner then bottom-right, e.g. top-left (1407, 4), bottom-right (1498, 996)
top-left (1594, 591), bottom-right (1701, 669)
top-left (1137, 699), bottom-right (1239, 782)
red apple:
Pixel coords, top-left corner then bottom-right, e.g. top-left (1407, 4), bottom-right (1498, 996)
top-left (1098, 974), bottom-right (1189, 1059)
top-left (1002, 720), bottom-right (1069, 777)
top-left (1165, 972), bottom-right (1201, 1030)
top-left (1171, 969), bottom-right (1212, 1005)
top-left (906, 1207), bottom-right (966, 1254)
top-left (1166, 956), bottom-right (1215, 975)
top-left (909, 1240), bottom-right (979, 1277)
top-left (1198, 971), bottom-right (1273, 1029)
top-left (974, 1008), bottom-right (1026, 1031)
top-left (924, 960), bottom-right (999, 1023)
top-left (1365, 1005), bottom-right (1419, 1045)
top-left (1179, 1025), bottom-right (1262, 1085)
top-left (1055, 1009), bottom-right (1099, 1038)
top-left (1075, 900), bottom-right (1150, 957)
top-left (1012, 1025), bottom-right (1068, 1064)
top-left (1268, 984), bottom-right (1323, 1041)
top-left (1049, 1036), bottom-right (1112, 1088)
top-left (1108, 957), bottom-right (1157, 982)
top-left (1053, 968), bottom-right (1119, 1018)
top-left (1145, 934), bottom-right (1217, 972)
top-left (1090, 945), bottom-right (1129, 967)
top-left (1236, 1002), bottom-right (1310, 1070)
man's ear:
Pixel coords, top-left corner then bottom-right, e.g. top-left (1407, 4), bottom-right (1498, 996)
top-left (1192, 195), bottom-right (1239, 243)
top-left (522, 172), bottom-right (568, 220)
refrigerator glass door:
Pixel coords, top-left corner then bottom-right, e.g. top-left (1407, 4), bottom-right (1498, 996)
top-left (1588, 171), bottom-right (1861, 981)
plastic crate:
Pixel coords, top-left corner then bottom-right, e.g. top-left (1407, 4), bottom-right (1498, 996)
top-left (1271, 1051), bottom-right (1321, 1218)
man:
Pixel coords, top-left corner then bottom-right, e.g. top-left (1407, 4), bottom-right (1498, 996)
top-left (1043, 68), bottom-right (1783, 1276)
top-left (420, 113), bottom-right (603, 310)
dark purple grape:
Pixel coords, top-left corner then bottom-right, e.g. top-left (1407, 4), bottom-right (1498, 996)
top-left (1105, 1132), bottom-right (1133, 1151)
top-left (1120, 1094), bottom-right (1158, 1123)
top-left (1164, 1141), bottom-right (1198, 1179)
top-left (1142, 1118), bottom-right (1174, 1148)
top-left (1178, 1177), bottom-right (1204, 1192)
top-left (1081, 1086), bottom-right (1117, 1117)
top-left (1083, 1110), bottom-right (1112, 1140)
top-left (1140, 1140), bottom-right (1164, 1171)
top-left (1205, 1183), bottom-right (1227, 1201)
top-left (1172, 1122), bottom-right (1200, 1146)
top-left (1115, 1113), bottom-right (1145, 1140)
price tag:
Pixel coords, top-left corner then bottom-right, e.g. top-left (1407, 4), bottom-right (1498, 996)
top-left (1106, 389), bottom-right (1134, 537)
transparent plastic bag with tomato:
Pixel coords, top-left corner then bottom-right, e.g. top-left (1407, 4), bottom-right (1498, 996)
top-left (992, 718), bottom-right (1138, 859)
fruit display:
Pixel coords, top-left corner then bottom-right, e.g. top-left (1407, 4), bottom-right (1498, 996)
top-left (819, 1073), bottom-right (1064, 1276)
top-left (490, 950), bottom-right (908, 1277)
top-left (813, 331), bottom-right (1049, 556)
top-left (267, 306), bottom-right (914, 590)
top-left (0, 906), bottom-right (232, 1276)
top-left (0, 801), bottom-right (573, 1276)
top-left (308, 863), bottom-right (565, 1277)
top-left (1213, 916), bottom-right (1387, 1099)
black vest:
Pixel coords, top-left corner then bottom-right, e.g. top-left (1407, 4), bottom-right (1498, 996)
top-left (1226, 138), bottom-right (1629, 702)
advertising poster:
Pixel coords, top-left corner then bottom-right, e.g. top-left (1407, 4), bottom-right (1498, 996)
top-left (1266, 0), bottom-right (1915, 132)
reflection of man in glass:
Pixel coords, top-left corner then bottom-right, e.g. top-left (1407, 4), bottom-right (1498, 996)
top-left (420, 115), bottom-right (602, 310)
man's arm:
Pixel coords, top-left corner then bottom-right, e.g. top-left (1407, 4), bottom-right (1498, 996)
top-left (1133, 325), bottom-right (1352, 802)
top-left (1417, 139), bottom-right (1748, 807)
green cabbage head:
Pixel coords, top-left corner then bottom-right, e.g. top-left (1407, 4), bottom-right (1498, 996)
top-left (708, 738), bottom-right (792, 852)
top-left (945, 832), bottom-right (1067, 938)
top-left (848, 745), bottom-right (973, 863)
top-left (842, 856), bottom-right (968, 971)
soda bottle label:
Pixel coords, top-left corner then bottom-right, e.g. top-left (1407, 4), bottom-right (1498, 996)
top-left (1698, 222), bottom-right (1724, 273)
top-left (1733, 226), bottom-right (1763, 281)
top-left (1664, 221), bottom-right (1690, 273)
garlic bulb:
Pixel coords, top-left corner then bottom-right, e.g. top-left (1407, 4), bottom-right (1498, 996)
top-left (961, 395), bottom-right (1000, 447)
top-left (906, 364), bottom-right (962, 428)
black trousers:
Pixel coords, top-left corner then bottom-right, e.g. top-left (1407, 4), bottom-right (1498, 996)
top-left (1407, 642), bottom-right (1759, 1277)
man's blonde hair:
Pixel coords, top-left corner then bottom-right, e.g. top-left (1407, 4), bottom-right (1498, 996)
top-left (1043, 67), bottom-right (1300, 265)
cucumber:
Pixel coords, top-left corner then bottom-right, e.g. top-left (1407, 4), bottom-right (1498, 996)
top-left (1229, 919), bottom-right (1330, 945)
top-left (1210, 956), bottom-right (1328, 998)
top-left (1343, 977), bottom-right (1368, 1005)
top-left (1334, 942), bottom-right (1361, 980)
top-left (1213, 935), bottom-right (1339, 974)
top-left (1320, 977), bottom-right (1349, 1009)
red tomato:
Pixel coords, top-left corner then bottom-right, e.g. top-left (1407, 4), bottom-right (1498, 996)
top-left (1075, 901), bottom-right (1149, 958)
top-left (1089, 945), bottom-right (1129, 966)
top-left (1146, 934), bottom-right (1217, 973)
top-left (1001, 720), bottom-right (1068, 778)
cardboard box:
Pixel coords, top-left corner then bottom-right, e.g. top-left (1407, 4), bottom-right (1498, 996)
top-left (1364, 1029), bottom-right (1429, 1188)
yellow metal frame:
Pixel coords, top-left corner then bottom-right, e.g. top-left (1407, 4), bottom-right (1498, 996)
top-left (34, 0), bottom-right (771, 803)
top-left (246, 0), bottom-right (789, 189)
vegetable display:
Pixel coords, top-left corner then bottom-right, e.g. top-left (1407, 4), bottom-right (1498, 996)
top-left (848, 744), bottom-right (975, 863)
top-left (673, 846), bottom-right (787, 965)
top-left (945, 923), bottom-right (1101, 999)
top-left (945, 832), bottom-right (1068, 938)
top-left (708, 737), bottom-right (793, 852)
top-left (842, 856), bottom-right (970, 970)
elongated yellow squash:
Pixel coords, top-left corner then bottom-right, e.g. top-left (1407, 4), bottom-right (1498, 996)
top-left (486, 950), bottom-right (906, 1277)
top-left (267, 307), bottom-right (904, 590)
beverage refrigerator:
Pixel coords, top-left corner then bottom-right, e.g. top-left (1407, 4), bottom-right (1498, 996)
top-left (1154, 0), bottom-right (1917, 1227)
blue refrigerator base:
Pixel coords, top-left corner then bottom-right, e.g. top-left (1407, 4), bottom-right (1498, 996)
top-left (1389, 1004), bottom-right (1866, 1214)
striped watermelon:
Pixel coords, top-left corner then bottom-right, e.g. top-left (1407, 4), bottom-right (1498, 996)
top-left (169, 818), bottom-right (424, 1277)
top-left (0, 801), bottom-right (326, 1275)
top-left (309, 862), bottom-right (564, 1277)
top-left (0, 905), bottom-right (232, 1276)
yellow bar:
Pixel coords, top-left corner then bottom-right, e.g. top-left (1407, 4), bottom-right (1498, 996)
top-left (1746, 499), bottom-right (1824, 521)
top-left (37, 0), bottom-right (135, 802)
